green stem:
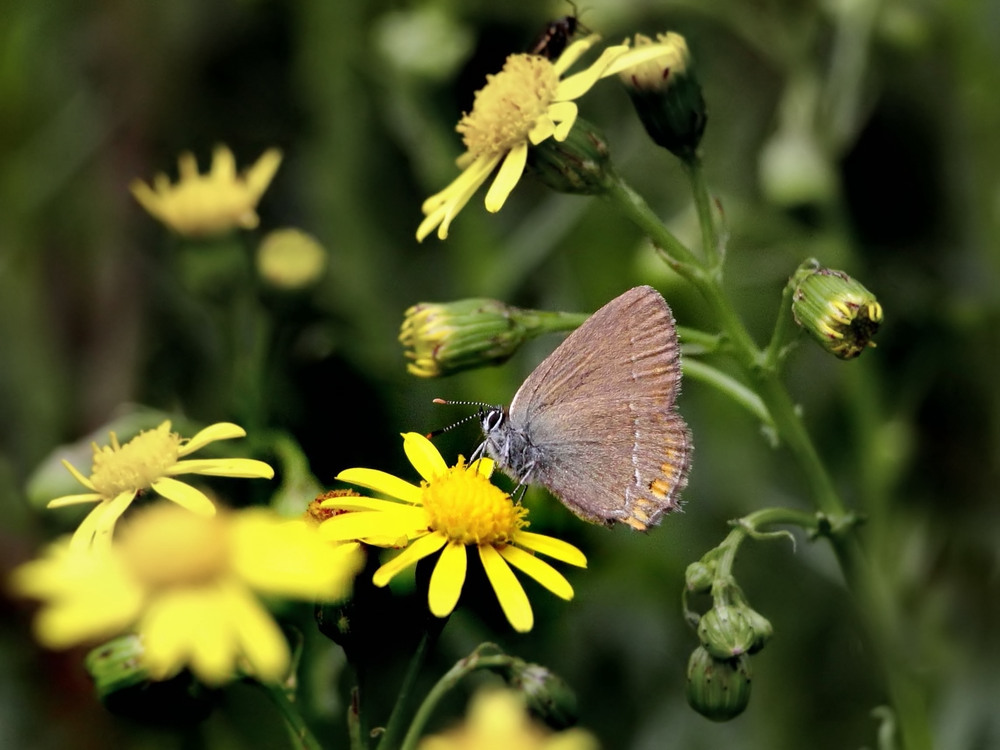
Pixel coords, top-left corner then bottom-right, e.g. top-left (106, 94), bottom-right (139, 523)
top-left (376, 629), bottom-right (434, 750)
top-left (682, 358), bottom-right (773, 430)
top-left (261, 681), bottom-right (323, 750)
top-left (399, 651), bottom-right (514, 750)
top-left (684, 156), bottom-right (722, 271)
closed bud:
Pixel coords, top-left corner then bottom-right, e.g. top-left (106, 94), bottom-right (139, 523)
top-left (685, 646), bottom-right (752, 722)
top-left (527, 118), bottom-right (615, 196)
top-left (697, 605), bottom-right (756, 658)
top-left (791, 265), bottom-right (883, 359)
top-left (618, 32), bottom-right (707, 161)
top-left (492, 659), bottom-right (579, 730)
top-left (399, 299), bottom-right (586, 377)
top-left (684, 560), bottom-right (715, 594)
top-left (744, 608), bottom-right (774, 655)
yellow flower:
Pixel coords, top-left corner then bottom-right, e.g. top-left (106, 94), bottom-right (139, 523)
top-left (418, 689), bottom-right (600, 750)
top-left (256, 228), bottom-right (328, 289)
top-left (10, 503), bottom-right (363, 686)
top-left (319, 433), bottom-right (587, 632)
top-left (130, 145), bottom-right (282, 237)
top-left (49, 421), bottom-right (274, 552)
top-left (417, 35), bottom-right (682, 241)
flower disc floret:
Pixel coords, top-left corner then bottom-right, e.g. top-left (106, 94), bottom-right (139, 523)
top-left (422, 460), bottom-right (527, 545)
top-left (458, 55), bottom-right (559, 157)
top-left (90, 423), bottom-right (181, 499)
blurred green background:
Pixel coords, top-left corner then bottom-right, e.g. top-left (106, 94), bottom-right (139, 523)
top-left (2, 0), bottom-right (999, 748)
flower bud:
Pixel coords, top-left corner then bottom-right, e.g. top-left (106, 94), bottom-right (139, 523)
top-left (791, 266), bottom-right (883, 359)
top-left (85, 635), bottom-right (217, 723)
top-left (684, 560), bottom-right (715, 594)
top-left (399, 299), bottom-right (586, 377)
top-left (697, 605), bottom-right (756, 658)
top-left (492, 659), bottom-right (579, 730)
top-left (527, 117), bottom-right (615, 196)
top-left (685, 646), bottom-right (752, 722)
top-left (618, 32), bottom-right (707, 161)
top-left (744, 607), bottom-right (774, 655)
top-left (399, 298), bottom-right (528, 377)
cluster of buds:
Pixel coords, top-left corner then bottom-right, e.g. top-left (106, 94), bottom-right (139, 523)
top-left (682, 552), bottom-right (773, 721)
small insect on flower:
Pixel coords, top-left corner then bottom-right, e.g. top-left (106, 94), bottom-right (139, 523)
top-left (528, 2), bottom-right (586, 60)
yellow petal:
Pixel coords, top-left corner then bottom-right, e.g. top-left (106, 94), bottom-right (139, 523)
top-left (512, 530), bottom-right (587, 567)
top-left (180, 422), bottom-right (246, 454)
top-left (178, 151), bottom-right (199, 179)
top-left (319, 508), bottom-right (425, 543)
top-left (372, 532), bottom-right (447, 587)
top-left (244, 148), bottom-right (283, 198)
top-left (428, 541), bottom-right (467, 618)
top-left (319, 497), bottom-right (414, 513)
top-left (499, 545), bottom-right (574, 600)
top-left (471, 457), bottom-right (495, 478)
top-left (484, 143), bottom-right (528, 213)
top-left (402, 432), bottom-right (448, 481)
top-left (47, 492), bottom-right (103, 508)
top-left (336, 468), bottom-right (422, 504)
top-left (61, 459), bottom-right (96, 490)
top-left (551, 33), bottom-right (601, 76)
top-left (479, 545), bottom-right (533, 632)
top-left (225, 585), bottom-right (290, 682)
top-left (149, 477), bottom-right (217, 515)
top-left (601, 42), bottom-right (686, 79)
top-left (211, 145), bottom-right (237, 180)
top-left (555, 44), bottom-right (629, 101)
top-left (169, 457), bottom-right (274, 479)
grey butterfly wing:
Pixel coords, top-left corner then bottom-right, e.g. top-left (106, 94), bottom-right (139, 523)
top-left (509, 286), bottom-right (692, 529)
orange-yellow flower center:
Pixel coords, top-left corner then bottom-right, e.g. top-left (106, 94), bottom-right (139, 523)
top-left (118, 505), bottom-right (230, 589)
top-left (457, 54), bottom-right (559, 157)
top-left (421, 460), bottom-right (527, 546)
top-left (90, 423), bottom-right (181, 499)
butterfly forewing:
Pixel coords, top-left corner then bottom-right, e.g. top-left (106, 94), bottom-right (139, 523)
top-left (506, 286), bottom-right (691, 529)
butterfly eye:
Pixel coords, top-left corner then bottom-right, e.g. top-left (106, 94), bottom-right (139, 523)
top-left (481, 408), bottom-right (505, 433)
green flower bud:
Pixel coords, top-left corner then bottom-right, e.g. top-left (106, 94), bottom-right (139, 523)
top-left (791, 266), bottom-right (883, 359)
top-left (492, 659), bottom-right (579, 730)
top-left (697, 605), bottom-right (756, 658)
top-left (527, 117), bottom-right (615, 196)
top-left (399, 299), bottom-right (586, 377)
top-left (684, 560), bottom-right (715, 594)
top-left (618, 32), bottom-right (707, 161)
top-left (85, 635), bottom-right (216, 723)
top-left (744, 608), bottom-right (774, 655)
top-left (686, 646), bottom-right (752, 722)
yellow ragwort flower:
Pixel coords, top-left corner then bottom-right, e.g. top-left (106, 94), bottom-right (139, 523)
top-left (49, 421), bottom-right (274, 552)
top-left (319, 433), bottom-right (587, 632)
top-left (418, 689), bottom-right (600, 750)
top-left (10, 503), bottom-right (363, 686)
top-left (417, 35), bottom-right (683, 241)
top-left (130, 145), bottom-right (282, 237)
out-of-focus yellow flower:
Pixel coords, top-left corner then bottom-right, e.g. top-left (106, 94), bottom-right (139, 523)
top-left (418, 689), bottom-right (600, 750)
top-left (417, 36), bottom-right (680, 241)
top-left (10, 503), bottom-right (363, 686)
top-left (320, 433), bottom-right (587, 632)
top-left (256, 228), bottom-right (327, 289)
top-left (130, 145), bottom-right (282, 237)
top-left (48, 421), bottom-right (273, 552)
